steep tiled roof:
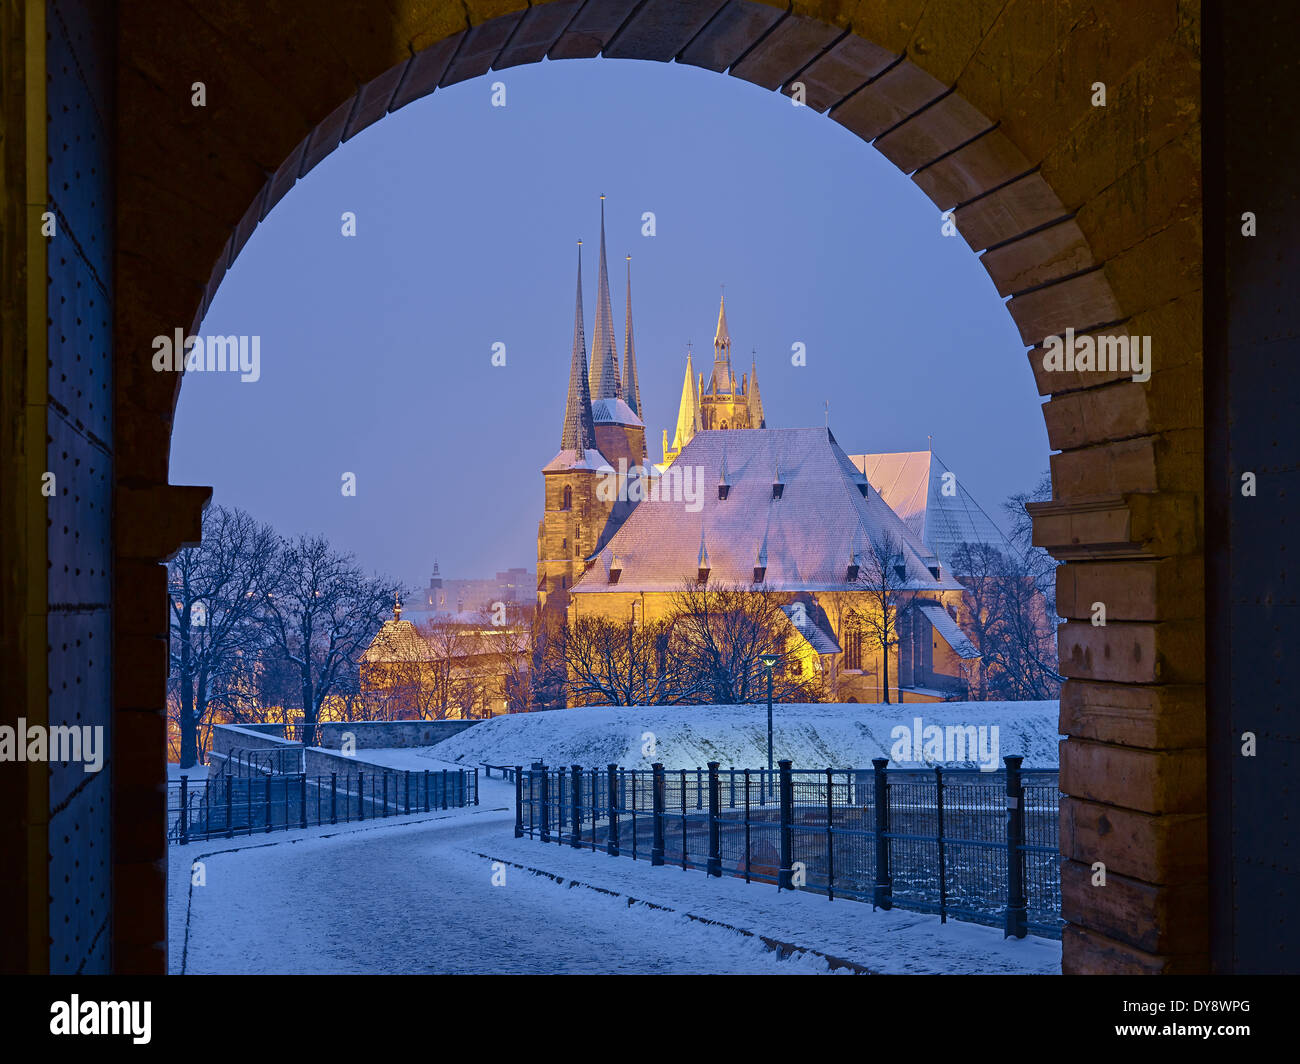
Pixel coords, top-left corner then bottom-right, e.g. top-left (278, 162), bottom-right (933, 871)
top-left (573, 427), bottom-right (963, 595)
top-left (361, 619), bottom-right (432, 663)
top-left (591, 397), bottom-right (643, 427)
top-left (852, 451), bottom-right (1015, 568)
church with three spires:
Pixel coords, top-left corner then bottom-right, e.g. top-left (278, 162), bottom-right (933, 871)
top-left (537, 197), bottom-right (1016, 703)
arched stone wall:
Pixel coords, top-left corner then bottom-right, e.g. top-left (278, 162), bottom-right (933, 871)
top-left (107, 0), bottom-right (1202, 973)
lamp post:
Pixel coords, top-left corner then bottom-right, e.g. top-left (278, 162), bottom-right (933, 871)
top-left (760, 653), bottom-right (779, 802)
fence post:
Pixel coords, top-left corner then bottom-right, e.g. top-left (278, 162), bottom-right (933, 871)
top-left (606, 764), bottom-right (620, 857)
top-left (225, 776), bottom-right (233, 839)
top-left (474, 767), bottom-right (480, 806)
top-left (679, 769), bottom-right (688, 870)
top-left (743, 769), bottom-right (751, 884)
top-left (514, 767), bottom-right (524, 838)
top-left (707, 762), bottom-right (721, 877)
top-left (264, 773), bottom-right (271, 833)
top-left (422, 769), bottom-right (430, 812)
top-left (441, 768), bottom-right (449, 811)
top-left (405, 770), bottom-right (411, 815)
top-left (872, 758), bottom-right (892, 910)
top-left (825, 766), bottom-right (835, 902)
top-left (358, 771), bottom-right (365, 821)
top-left (778, 759), bottom-right (793, 891)
top-left (935, 766), bottom-right (946, 924)
top-left (651, 763), bottom-right (665, 866)
top-left (299, 773), bottom-right (307, 829)
top-left (1004, 755), bottom-right (1028, 939)
top-left (571, 764), bottom-right (583, 848)
top-left (179, 775), bottom-right (189, 845)
top-left (557, 766), bottom-right (567, 843)
top-left (696, 767), bottom-right (703, 810)
top-left (331, 772), bottom-right (338, 825)
top-left (537, 763), bottom-right (550, 842)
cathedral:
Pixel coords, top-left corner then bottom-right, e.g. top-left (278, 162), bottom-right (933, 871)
top-left (537, 199), bottom-right (1014, 702)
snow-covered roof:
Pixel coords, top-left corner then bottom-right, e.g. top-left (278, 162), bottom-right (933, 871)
top-left (916, 601), bottom-right (981, 659)
top-left (781, 604), bottom-right (842, 655)
top-left (591, 396), bottom-right (643, 428)
top-left (851, 451), bottom-right (1015, 569)
top-left (362, 619), bottom-right (433, 663)
top-left (543, 447), bottom-right (614, 473)
top-left (572, 427), bottom-right (963, 595)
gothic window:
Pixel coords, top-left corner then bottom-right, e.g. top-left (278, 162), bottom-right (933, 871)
top-left (720, 420), bottom-right (728, 430)
top-left (562, 485), bottom-right (572, 510)
top-left (844, 628), bottom-right (863, 671)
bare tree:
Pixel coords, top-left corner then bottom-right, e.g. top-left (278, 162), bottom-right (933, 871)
top-left (1003, 471), bottom-right (1058, 609)
top-left (949, 540), bottom-right (1006, 700)
top-left (847, 532), bottom-right (913, 704)
top-left (950, 537), bottom-right (1062, 702)
top-left (167, 505), bottom-right (279, 767)
top-left (261, 535), bottom-right (398, 745)
top-left (563, 613), bottom-right (703, 706)
top-left (668, 582), bottom-right (825, 704)
top-left (527, 608), bottom-right (569, 711)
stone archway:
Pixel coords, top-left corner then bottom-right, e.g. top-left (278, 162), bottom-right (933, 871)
top-left (92, 0), bottom-right (1205, 973)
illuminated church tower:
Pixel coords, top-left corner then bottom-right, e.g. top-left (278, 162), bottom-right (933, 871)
top-left (662, 294), bottom-right (765, 464)
top-left (587, 196), bottom-right (646, 469)
top-left (538, 200), bottom-right (644, 615)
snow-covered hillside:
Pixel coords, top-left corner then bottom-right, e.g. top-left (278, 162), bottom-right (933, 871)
top-left (425, 701), bottom-right (1060, 771)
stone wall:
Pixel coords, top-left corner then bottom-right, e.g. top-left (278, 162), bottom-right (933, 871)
top-left (314, 719), bottom-right (481, 750)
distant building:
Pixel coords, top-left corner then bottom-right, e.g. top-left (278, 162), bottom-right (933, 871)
top-left (360, 596), bottom-right (527, 720)
top-left (409, 562), bottom-right (534, 621)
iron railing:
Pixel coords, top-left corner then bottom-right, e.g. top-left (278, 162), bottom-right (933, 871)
top-left (169, 766), bottom-right (479, 843)
top-left (515, 757), bottom-right (1060, 939)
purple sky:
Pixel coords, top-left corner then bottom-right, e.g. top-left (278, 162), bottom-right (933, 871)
top-left (171, 58), bottom-right (1048, 588)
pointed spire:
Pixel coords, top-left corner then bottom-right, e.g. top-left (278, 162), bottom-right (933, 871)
top-left (622, 254), bottom-right (642, 418)
top-left (747, 351), bottom-right (765, 428)
top-left (711, 290), bottom-right (733, 393)
top-left (718, 450), bottom-right (730, 499)
top-left (588, 195), bottom-right (622, 401)
top-left (670, 348), bottom-right (702, 455)
top-left (561, 240), bottom-right (598, 454)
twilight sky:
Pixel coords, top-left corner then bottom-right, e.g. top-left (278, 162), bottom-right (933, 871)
top-left (171, 57), bottom-right (1049, 588)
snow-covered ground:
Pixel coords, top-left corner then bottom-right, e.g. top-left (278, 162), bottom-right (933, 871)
top-left (168, 775), bottom-right (1059, 975)
top-left (167, 702), bottom-right (1063, 975)
top-left (419, 701), bottom-right (1060, 772)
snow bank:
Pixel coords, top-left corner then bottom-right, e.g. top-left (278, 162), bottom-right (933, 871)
top-left (423, 701), bottom-right (1060, 771)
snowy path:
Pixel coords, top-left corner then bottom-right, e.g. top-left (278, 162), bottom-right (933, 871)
top-left (172, 806), bottom-right (829, 974)
top-left (170, 776), bottom-right (1059, 975)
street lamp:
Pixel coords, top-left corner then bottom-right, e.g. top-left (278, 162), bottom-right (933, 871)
top-left (760, 653), bottom-right (779, 802)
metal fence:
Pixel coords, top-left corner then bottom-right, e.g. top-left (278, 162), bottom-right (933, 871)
top-left (169, 766), bottom-right (479, 844)
top-left (516, 756), bottom-right (1061, 939)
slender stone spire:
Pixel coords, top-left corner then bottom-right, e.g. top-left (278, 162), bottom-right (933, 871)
top-left (747, 350), bottom-right (765, 428)
top-left (712, 291), bottom-right (733, 392)
top-left (622, 254), bottom-right (642, 418)
top-left (560, 240), bottom-right (597, 454)
top-left (669, 347), bottom-right (702, 456)
top-left (588, 195), bottom-right (622, 401)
